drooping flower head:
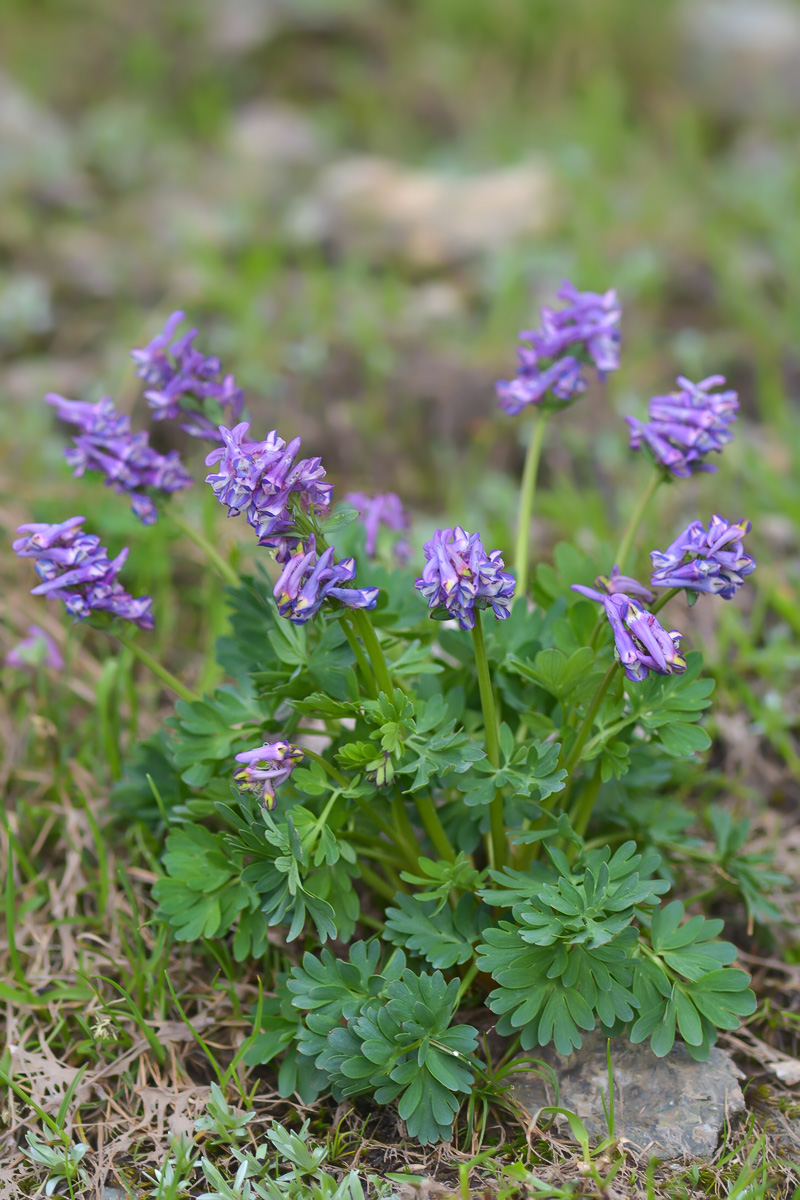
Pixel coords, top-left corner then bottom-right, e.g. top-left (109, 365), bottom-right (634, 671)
top-left (415, 527), bottom-right (515, 631)
top-left (46, 393), bottom-right (192, 525)
top-left (626, 375), bottom-right (739, 478)
top-left (131, 311), bottom-right (245, 442)
top-left (496, 281), bottom-right (621, 415)
top-left (572, 583), bottom-right (685, 682)
top-left (14, 517), bottom-right (154, 629)
top-left (593, 564), bottom-right (654, 604)
top-left (650, 515), bottom-right (755, 600)
top-left (5, 625), bottom-right (63, 670)
top-left (205, 422), bottom-right (332, 554)
top-left (234, 740), bottom-right (304, 810)
top-left (344, 491), bottom-right (411, 558)
top-left (273, 535), bottom-right (379, 625)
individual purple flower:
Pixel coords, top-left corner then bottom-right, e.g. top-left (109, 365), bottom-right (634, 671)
top-left (415, 527), bottom-right (515, 631)
top-left (650, 515), bottom-right (755, 600)
top-left (205, 422), bottom-right (332, 552)
top-left (496, 281), bottom-right (621, 414)
top-left (626, 375), bottom-right (739, 478)
top-left (345, 491), bottom-right (411, 558)
top-left (572, 583), bottom-right (686, 682)
top-left (274, 536), bottom-right (379, 624)
top-left (131, 311), bottom-right (245, 442)
top-left (592, 564), bottom-right (654, 604)
top-left (46, 393), bottom-right (192, 525)
top-left (5, 626), bottom-right (63, 670)
top-left (14, 517), bottom-right (154, 630)
top-left (234, 740), bottom-right (304, 810)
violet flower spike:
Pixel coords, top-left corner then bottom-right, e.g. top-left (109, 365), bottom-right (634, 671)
top-left (572, 583), bottom-right (685, 682)
top-left (205, 422), bottom-right (333, 553)
top-left (345, 491), bottom-right (411, 557)
top-left (14, 518), bottom-right (154, 629)
top-left (650, 515), bottom-right (755, 600)
top-left (625, 375), bottom-right (739, 478)
top-left (46, 393), bottom-right (192, 525)
top-left (496, 280), bottom-right (621, 414)
top-left (415, 527), bottom-right (515, 631)
top-left (5, 625), bottom-right (63, 671)
top-left (132, 311), bottom-right (245, 442)
top-left (234, 740), bottom-right (304, 810)
top-left (273, 535), bottom-right (379, 625)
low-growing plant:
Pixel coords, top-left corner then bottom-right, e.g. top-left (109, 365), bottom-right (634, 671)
top-left (16, 287), bottom-right (776, 1146)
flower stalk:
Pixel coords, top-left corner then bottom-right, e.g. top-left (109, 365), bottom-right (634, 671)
top-left (513, 413), bottom-right (548, 600)
top-left (471, 612), bottom-right (506, 870)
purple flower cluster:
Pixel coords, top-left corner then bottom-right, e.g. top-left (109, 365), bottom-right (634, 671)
top-left (345, 491), bottom-right (411, 559)
top-left (46, 394), bottom-right (192, 525)
top-left (496, 281), bottom-right (621, 415)
top-left (5, 625), bottom-right (63, 671)
top-left (274, 536), bottom-right (379, 624)
top-left (205, 422), bottom-right (332, 553)
top-left (415, 527), bottom-right (515, 631)
top-left (650, 515), bottom-right (755, 599)
top-left (13, 517), bottom-right (154, 629)
top-left (234, 740), bottom-right (304, 810)
top-left (131, 310), bottom-right (245, 442)
top-left (572, 581), bottom-right (685, 682)
top-left (626, 375), bottom-right (739, 478)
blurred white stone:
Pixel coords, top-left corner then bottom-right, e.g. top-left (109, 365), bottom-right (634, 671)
top-left (203, 0), bottom-right (366, 54)
top-left (0, 273), bottom-right (52, 348)
top-left (228, 101), bottom-right (324, 171)
top-left (0, 70), bottom-right (89, 205)
top-left (679, 0), bottom-right (800, 117)
top-left (288, 156), bottom-right (558, 267)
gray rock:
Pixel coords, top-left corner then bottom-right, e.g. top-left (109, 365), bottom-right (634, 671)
top-left (0, 272), bottom-right (52, 349)
top-left (203, 0), bottom-right (365, 55)
top-left (513, 1031), bottom-right (745, 1162)
top-left (227, 101), bottom-right (324, 172)
top-left (0, 70), bottom-right (89, 205)
top-left (287, 156), bottom-right (558, 268)
top-left (679, 0), bottom-right (800, 118)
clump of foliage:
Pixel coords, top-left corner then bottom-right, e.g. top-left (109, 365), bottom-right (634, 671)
top-left (17, 290), bottom-right (774, 1146)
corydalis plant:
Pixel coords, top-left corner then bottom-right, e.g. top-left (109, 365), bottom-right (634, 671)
top-left (32, 291), bottom-right (769, 1148)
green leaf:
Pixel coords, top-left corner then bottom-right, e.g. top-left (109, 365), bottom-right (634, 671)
top-left (384, 894), bottom-right (490, 969)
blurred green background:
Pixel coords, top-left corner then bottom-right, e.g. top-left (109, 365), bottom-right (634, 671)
top-left (3, 0), bottom-right (800, 729)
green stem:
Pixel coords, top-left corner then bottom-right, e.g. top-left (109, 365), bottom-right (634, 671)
top-left (560, 662), bottom-right (617, 778)
top-left (650, 587), bottom-right (681, 615)
top-left (169, 510), bottom-right (240, 588)
top-left (567, 763), bottom-right (602, 848)
top-left (413, 794), bottom-right (456, 862)
top-left (392, 794), bottom-right (420, 856)
top-left (471, 613), bottom-right (506, 870)
top-left (456, 961), bottom-right (480, 1003)
top-left (358, 862), bottom-right (396, 904)
top-left (514, 414), bottom-right (549, 600)
top-left (114, 631), bottom-right (198, 704)
top-left (341, 619), bottom-right (377, 698)
top-left (301, 746), bottom-right (348, 787)
top-left (350, 609), bottom-right (393, 696)
top-left (613, 473), bottom-right (663, 574)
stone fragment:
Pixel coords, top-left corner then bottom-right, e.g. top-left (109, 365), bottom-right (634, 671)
top-left (0, 70), bottom-right (89, 205)
top-left (227, 102), bottom-right (324, 172)
top-left (679, 0), bottom-right (800, 118)
top-left (513, 1031), bottom-right (745, 1162)
top-left (287, 156), bottom-right (558, 268)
